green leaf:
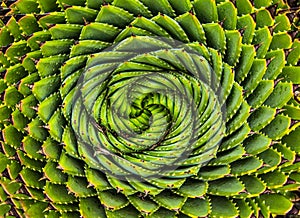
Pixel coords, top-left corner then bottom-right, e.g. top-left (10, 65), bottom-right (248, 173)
top-left (230, 157), bottom-right (263, 176)
top-left (44, 182), bottom-right (76, 203)
top-left (41, 40), bottom-right (73, 57)
top-left (243, 133), bottom-right (271, 155)
top-left (152, 14), bottom-right (189, 43)
top-left (128, 195), bottom-right (159, 215)
top-left (248, 106), bottom-right (276, 131)
top-left (261, 115), bottom-right (290, 140)
top-left (95, 5), bottom-right (134, 28)
top-left (263, 50), bottom-right (285, 80)
top-left (240, 176), bottom-right (265, 195)
top-left (168, 0), bottom-right (192, 15)
top-left (37, 55), bottom-right (69, 78)
top-left (181, 198), bottom-right (210, 217)
top-left (38, 93), bottom-right (61, 123)
top-left (210, 145), bottom-right (245, 165)
top-left (0, 203), bottom-right (11, 216)
top-left (270, 32), bottom-right (292, 50)
top-left (32, 75), bottom-right (61, 101)
top-left (175, 12), bottom-right (206, 43)
top-left (49, 24), bottom-right (82, 40)
top-left (19, 168), bottom-right (45, 189)
top-left (58, 152), bottom-right (85, 176)
top-left (27, 118), bottom-right (48, 142)
top-left (264, 82), bottom-right (293, 108)
top-left (202, 23), bottom-right (225, 54)
top-left (79, 197), bottom-right (106, 218)
top-left (236, 0), bottom-right (253, 15)
top-left (257, 149), bottom-right (281, 173)
top-left (259, 170), bottom-right (287, 188)
top-left (210, 196), bottom-right (238, 218)
top-left (233, 199), bottom-right (253, 218)
top-left (43, 161), bottom-right (67, 183)
top-left (224, 30), bottom-right (242, 66)
top-left (105, 205), bottom-right (139, 218)
top-left (198, 165), bottom-right (230, 180)
top-left (153, 190), bottom-right (186, 211)
top-left (80, 23), bottom-right (120, 41)
top-left (235, 45), bottom-right (255, 83)
top-left (208, 177), bottom-right (244, 196)
top-left (14, 0), bottom-right (40, 13)
top-left (66, 176), bottom-right (96, 197)
top-left (85, 168), bottom-right (111, 191)
top-left (217, 1), bottom-right (237, 30)
top-left (42, 137), bottom-right (61, 160)
top-left (65, 6), bottom-right (98, 24)
top-left (139, 0), bottom-right (175, 17)
top-left (98, 190), bottom-right (129, 210)
top-left (193, 0), bottom-right (218, 23)
top-left (246, 80), bottom-right (274, 108)
top-left (282, 126), bottom-right (300, 154)
top-left (2, 125), bottom-right (23, 149)
top-left (4, 87), bottom-right (23, 107)
top-left (252, 27), bottom-right (272, 58)
top-left (176, 179), bottom-right (207, 198)
top-left (259, 194), bottom-right (293, 215)
top-left (255, 9), bottom-right (273, 28)
top-left (281, 66), bottom-right (300, 84)
top-left (242, 59), bottom-right (267, 93)
top-left (22, 136), bottom-right (43, 160)
top-left (5, 64), bottom-right (28, 85)
top-left (112, 0), bottom-right (152, 17)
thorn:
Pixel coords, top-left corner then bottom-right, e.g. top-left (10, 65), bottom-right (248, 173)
top-left (34, 13), bottom-right (49, 20)
top-left (87, 183), bottom-right (94, 188)
top-left (33, 58), bottom-right (39, 64)
top-left (37, 149), bottom-right (44, 154)
top-left (268, 22), bottom-right (280, 35)
top-left (46, 23), bottom-right (56, 29)
top-left (82, 17), bottom-right (89, 25)
top-left (266, 56), bottom-right (276, 66)
top-left (29, 106), bottom-right (38, 111)
top-left (238, 27), bottom-right (246, 36)
top-left (56, 165), bottom-right (63, 170)
top-left (218, 17), bottom-right (226, 27)
top-left (254, 43), bottom-right (263, 51)
top-left (38, 41), bottom-right (46, 47)
top-left (276, 108), bottom-right (287, 114)
top-left (284, 47), bottom-right (295, 58)
top-left (116, 187), bottom-right (122, 193)
top-left (38, 176), bottom-right (47, 181)
top-left (63, 3), bottom-right (72, 10)
top-left (274, 77), bottom-right (284, 86)
top-left (25, 84), bottom-right (34, 89)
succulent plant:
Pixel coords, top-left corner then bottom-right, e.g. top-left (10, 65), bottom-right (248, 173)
top-left (1, 0), bottom-right (300, 217)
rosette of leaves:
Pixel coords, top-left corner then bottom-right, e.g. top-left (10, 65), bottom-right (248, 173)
top-left (1, 0), bottom-right (300, 217)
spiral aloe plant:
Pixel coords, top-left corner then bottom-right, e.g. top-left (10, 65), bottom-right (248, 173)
top-left (0, 0), bottom-right (300, 217)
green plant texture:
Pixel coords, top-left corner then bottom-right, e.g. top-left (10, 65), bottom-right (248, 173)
top-left (0, 0), bottom-right (300, 217)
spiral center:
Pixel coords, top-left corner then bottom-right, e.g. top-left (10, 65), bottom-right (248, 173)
top-left (71, 36), bottom-right (225, 180)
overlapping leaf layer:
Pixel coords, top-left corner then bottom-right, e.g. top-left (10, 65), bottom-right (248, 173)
top-left (0, 0), bottom-right (300, 217)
